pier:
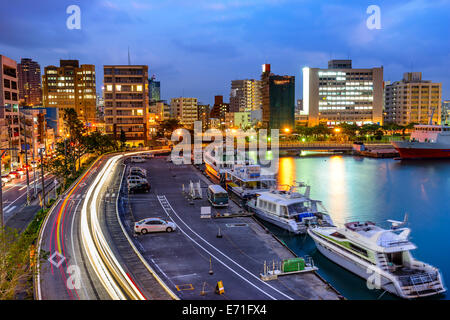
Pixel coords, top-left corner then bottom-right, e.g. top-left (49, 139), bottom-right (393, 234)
top-left (116, 157), bottom-right (343, 300)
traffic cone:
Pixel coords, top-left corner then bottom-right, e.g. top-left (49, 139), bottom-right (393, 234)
top-left (216, 227), bottom-right (223, 238)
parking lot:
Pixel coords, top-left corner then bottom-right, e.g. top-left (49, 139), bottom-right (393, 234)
top-left (118, 156), bottom-right (341, 300)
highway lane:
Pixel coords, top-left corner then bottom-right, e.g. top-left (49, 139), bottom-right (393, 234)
top-left (37, 156), bottom-right (111, 300)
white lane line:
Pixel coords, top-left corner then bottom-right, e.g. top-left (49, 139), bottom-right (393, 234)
top-left (70, 199), bottom-right (89, 299)
top-left (157, 195), bottom-right (292, 300)
top-left (5, 206), bottom-right (16, 214)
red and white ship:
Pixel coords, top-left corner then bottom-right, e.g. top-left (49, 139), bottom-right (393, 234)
top-left (392, 124), bottom-right (450, 159)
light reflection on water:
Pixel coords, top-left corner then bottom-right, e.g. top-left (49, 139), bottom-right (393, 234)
top-left (254, 153), bottom-right (450, 300)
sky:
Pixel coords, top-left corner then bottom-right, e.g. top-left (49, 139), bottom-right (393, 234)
top-left (1, 0), bottom-right (450, 105)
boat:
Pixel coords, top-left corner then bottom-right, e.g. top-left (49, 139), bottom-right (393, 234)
top-left (391, 124), bottom-right (450, 159)
top-left (224, 163), bottom-right (277, 200)
top-left (203, 147), bottom-right (248, 182)
top-left (247, 183), bottom-right (334, 234)
top-left (308, 218), bottom-right (446, 299)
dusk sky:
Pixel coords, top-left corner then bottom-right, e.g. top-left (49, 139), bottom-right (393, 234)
top-left (1, 0), bottom-right (450, 105)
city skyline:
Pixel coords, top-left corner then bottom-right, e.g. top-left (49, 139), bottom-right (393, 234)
top-left (1, 0), bottom-right (450, 105)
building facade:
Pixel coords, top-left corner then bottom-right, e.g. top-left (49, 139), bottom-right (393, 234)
top-left (303, 60), bottom-right (384, 126)
top-left (170, 97), bottom-right (198, 129)
top-left (42, 60), bottom-right (96, 134)
top-left (149, 76), bottom-right (161, 103)
top-left (209, 95), bottom-right (229, 128)
top-left (261, 64), bottom-right (295, 130)
top-left (230, 79), bottom-right (262, 112)
top-left (442, 100), bottom-right (450, 125)
top-left (17, 58), bottom-right (42, 106)
top-left (104, 65), bottom-right (149, 147)
top-left (197, 104), bottom-right (210, 131)
top-left (384, 72), bottom-right (442, 125)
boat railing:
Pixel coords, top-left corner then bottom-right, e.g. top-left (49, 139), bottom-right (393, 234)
top-left (398, 271), bottom-right (438, 288)
top-left (379, 239), bottom-right (411, 248)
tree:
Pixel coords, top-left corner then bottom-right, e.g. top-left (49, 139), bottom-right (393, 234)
top-left (160, 119), bottom-right (182, 136)
top-left (120, 129), bottom-right (127, 149)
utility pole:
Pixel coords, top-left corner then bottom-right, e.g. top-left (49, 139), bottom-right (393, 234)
top-left (23, 118), bottom-right (31, 205)
top-left (39, 148), bottom-right (46, 208)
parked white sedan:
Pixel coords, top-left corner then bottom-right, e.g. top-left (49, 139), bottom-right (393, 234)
top-left (134, 218), bottom-right (177, 234)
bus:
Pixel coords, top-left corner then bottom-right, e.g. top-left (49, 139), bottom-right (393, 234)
top-left (207, 185), bottom-right (229, 207)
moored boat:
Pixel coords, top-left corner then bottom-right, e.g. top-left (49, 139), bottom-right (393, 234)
top-left (308, 218), bottom-right (446, 299)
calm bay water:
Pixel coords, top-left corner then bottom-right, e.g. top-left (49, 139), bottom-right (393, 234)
top-left (260, 154), bottom-right (450, 300)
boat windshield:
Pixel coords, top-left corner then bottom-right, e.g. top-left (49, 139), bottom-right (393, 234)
top-left (287, 201), bottom-right (311, 215)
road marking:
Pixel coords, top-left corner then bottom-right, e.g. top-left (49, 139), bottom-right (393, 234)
top-left (5, 206), bottom-right (16, 214)
top-left (157, 195), bottom-right (294, 300)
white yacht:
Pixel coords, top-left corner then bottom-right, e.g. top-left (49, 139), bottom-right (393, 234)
top-left (308, 219), bottom-right (446, 299)
top-left (247, 183), bottom-right (334, 234)
top-left (224, 164), bottom-right (277, 200)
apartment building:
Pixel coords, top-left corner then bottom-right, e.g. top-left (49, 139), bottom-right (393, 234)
top-left (170, 97), bottom-right (198, 129)
top-left (42, 60), bottom-right (96, 133)
top-left (384, 72), bottom-right (442, 125)
top-left (230, 79), bottom-right (262, 112)
top-left (17, 58), bottom-right (42, 106)
top-left (103, 65), bottom-right (149, 147)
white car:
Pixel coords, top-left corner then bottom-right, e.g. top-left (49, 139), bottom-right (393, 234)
top-left (130, 156), bottom-right (145, 163)
top-left (127, 176), bottom-right (148, 188)
top-left (134, 218), bottom-right (177, 234)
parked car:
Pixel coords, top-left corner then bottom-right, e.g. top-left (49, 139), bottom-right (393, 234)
top-left (134, 218), bottom-right (177, 234)
top-left (129, 171), bottom-right (146, 179)
top-left (127, 175), bottom-right (148, 188)
top-left (129, 182), bottom-right (151, 194)
top-left (16, 168), bottom-right (25, 175)
top-left (1, 175), bottom-right (11, 183)
top-left (141, 153), bottom-right (154, 159)
top-left (130, 166), bottom-right (147, 176)
top-left (130, 156), bottom-right (145, 163)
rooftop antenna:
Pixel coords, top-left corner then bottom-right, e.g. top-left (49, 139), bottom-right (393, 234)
top-left (128, 46), bottom-right (131, 65)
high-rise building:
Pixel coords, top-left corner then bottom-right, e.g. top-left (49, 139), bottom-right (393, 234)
top-left (17, 58), bottom-right (42, 106)
top-left (149, 75), bottom-right (161, 103)
top-left (0, 55), bottom-right (21, 170)
top-left (209, 95), bottom-right (229, 127)
top-left (197, 104), bottom-right (210, 131)
top-left (230, 79), bottom-right (262, 112)
top-left (170, 97), bottom-right (198, 128)
top-left (384, 72), bottom-right (442, 125)
top-left (103, 65), bottom-right (149, 147)
top-left (261, 64), bottom-right (295, 130)
top-left (42, 60), bottom-right (97, 133)
top-left (303, 59), bottom-right (384, 126)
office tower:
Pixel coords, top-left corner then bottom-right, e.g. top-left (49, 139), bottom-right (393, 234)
top-left (104, 65), bottom-right (149, 147)
top-left (209, 95), bottom-right (229, 127)
top-left (303, 59), bottom-right (384, 126)
top-left (384, 72), bottom-right (442, 125)
top-left (42, 60), bottom-right (97, 133)
top-left (17, 58), bottom-right (42, 106)
top-left (261, 64), bottom-right (295, 130)
top-left (149, 75), bottom-right (161, 103)
top-left (170, 97), bottom-right (198, 128)
top-left (230, 79), bottom-right (262, 112)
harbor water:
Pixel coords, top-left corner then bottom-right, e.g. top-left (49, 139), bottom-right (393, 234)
top-left (256, 153), bottom-right (450, 300)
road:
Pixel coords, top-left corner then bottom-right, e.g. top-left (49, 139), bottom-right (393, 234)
top-left (3, 171), bottom-right (56, 228)
top-left (36, 152), bottom-right (166, 300)
top-left (36, 156), bottom-right (111, 300)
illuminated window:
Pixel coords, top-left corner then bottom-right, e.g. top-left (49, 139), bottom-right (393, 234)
top-left (136, 85), bottom-right (142, 92)
top-left (116, 85), bottom-right (121, 91)
top-left (106, 85), bottom-right (112, 91)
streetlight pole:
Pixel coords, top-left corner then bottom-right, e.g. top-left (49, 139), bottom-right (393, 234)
top-left (23, 120), bottom-right (31, 205)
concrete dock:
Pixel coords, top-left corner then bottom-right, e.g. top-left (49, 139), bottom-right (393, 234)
top-left (117, 156), bottom-right (343, 300)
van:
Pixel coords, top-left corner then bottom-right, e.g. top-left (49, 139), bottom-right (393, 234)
top-left (130, 156), bottom-right (145, 163)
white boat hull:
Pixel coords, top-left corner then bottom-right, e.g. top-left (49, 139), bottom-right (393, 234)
top-left (308, 229), bottom-right (446, 299)
top-left (249, 205), bottom-right (305, 234)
